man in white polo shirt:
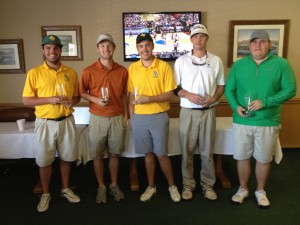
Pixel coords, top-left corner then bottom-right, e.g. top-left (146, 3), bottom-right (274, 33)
top-left (174, 24), bottom-right (225, 201)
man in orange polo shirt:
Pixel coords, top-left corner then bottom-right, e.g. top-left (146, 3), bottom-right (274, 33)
top-left (79, 33), bottom-right (128, 204)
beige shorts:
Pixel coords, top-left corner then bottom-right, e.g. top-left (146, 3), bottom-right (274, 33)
top-left (89, 113), bottom-right (126, 157)
top-left (34, 115), bottom-right (78, 167)
top-left (233, 123), bottom-right (281, 163)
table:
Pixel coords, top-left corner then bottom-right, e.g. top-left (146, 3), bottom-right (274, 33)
top-left (0, 115), bottom-right (234, 190)
top-left (78, 117), bottom-right (234, 162)
top-left (0, 121), bottom-right (88, 194)
top-left (0, 122), bottom-right (87, 160)
top-left (78, 117), bottom-right (234, 189)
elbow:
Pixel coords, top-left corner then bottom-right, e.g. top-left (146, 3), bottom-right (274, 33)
top-left (22, 97), bottom-right (31, 106)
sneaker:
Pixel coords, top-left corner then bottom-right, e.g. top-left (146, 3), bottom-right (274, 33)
top-left (255, 190), bottom-right (270, 208)
top-left (232, 186), bottom-right (249, 204)
top-left (168, 185), bottom-right (181, 202)
top-left (203, 188), bottom-right (217, 201)
top-left (96, 186), bottom-right (107, 204)
top-left (140, 186), bottom-right (157, 202)
top-left (109, 184), bottom-right (125, 201)
top-left (61, 188), bottom-right (81, 203)
top-left (37, 193), bottom-right (51, 213)
top-left (182, 187), bottom-right (193, 200)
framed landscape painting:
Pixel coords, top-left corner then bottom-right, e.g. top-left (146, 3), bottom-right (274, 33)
top-left (227, 20), bottom-right (290, 67)
top-left (41, 25), bottom-right (83, 61)
top-left (0, 39), bottom-right (26, 74)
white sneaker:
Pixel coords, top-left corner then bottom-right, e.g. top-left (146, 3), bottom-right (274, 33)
top-left (203, 188), bottom-right (217, 201)
top-left (255, 190), bottom-right (270, 208)
top-left (232, 187), bottom-right (249, 204)
top-left (61, 188), bottom-right (81, 203)
top-left (140, 186), bottom-right (157, 202)
top-left (182, 187), bottom-right (193, 200)
top-left (37, 193), bottom-right (51, 213)
top-left (168, 185), bottom-right (181, 202)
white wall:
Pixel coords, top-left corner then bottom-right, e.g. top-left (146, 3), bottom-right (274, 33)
top-left (0, 0), bottom-right (299, 103)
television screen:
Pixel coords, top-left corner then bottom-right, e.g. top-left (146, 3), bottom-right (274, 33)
top-left (122, 11), bottom-right (201, 61)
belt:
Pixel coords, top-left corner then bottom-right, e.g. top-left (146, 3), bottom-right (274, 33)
top-left (190, 106), bottom-right (213, 111)
top-left (46, 114), bottom-right (72, 121)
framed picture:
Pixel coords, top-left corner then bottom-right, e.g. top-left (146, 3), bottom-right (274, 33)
top-left (41, 25), bottom-right (83, 61)
top-left (0, 39), bottom-right (26, 74)
top-left (227, 20), bottom-right (290, 67)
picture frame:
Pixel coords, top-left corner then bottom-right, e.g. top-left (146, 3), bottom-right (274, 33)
top-left (41, 25), bottom-right (83, 61)
top-left (0, 39), bottom-right (26, 74)
top-left (227, 20), bottom-right (290, 67)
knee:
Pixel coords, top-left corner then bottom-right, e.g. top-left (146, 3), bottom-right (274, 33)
top-left (145, 152), bottom-right (154, 157)
top-left (158, 155), bottom-right (169, 162)
top-left (109, 153), bottom-right (119, 158)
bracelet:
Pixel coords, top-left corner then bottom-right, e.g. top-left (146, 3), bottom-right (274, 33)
top-left (174, 85), bottom-right (182, 96)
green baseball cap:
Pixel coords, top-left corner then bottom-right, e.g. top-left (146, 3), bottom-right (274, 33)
top-left (41, 35), bottom-right (63, 47)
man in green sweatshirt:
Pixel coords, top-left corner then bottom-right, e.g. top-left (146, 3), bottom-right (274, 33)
top-left (225, 29), bottom-right (296, 208)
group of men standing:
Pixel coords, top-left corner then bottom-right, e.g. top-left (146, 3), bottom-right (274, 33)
top-left (22, 24), bottom-right (296, 213)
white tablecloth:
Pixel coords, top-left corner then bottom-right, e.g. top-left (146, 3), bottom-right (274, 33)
top-left (0, 114), bottom-right (282, 165)
top-left (0, 122), bottom-right (36, 158)
top-left (0, 122), bottom-right (87, 159)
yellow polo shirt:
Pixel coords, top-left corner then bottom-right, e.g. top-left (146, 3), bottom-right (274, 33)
top-left (22, 61), bottom-right (79, 118)
top-left (128, 58), bottom-right (176, 114)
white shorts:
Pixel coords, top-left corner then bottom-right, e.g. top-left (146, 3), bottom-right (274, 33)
top-left (233, 123), bottom-right (281, 163)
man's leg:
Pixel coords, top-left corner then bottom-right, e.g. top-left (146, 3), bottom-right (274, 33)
top-left (158, 155), bottom-right (181, 202)
top-left (145, 152), bottom-right (155, 186)
top-left (237, 159), bottom-right (251, 188)
top-left (254, 161), bottom-right (271, 207)
top-left (109, 154), bottom-right (119, 186)
top-left (231, 159), bottom-right (251, 204)
top-left (109, 154), bottom-right (124, 201)
top-left (255, 161), bottom-right (270, 190)
top-left (129, 158), bottom-right (139, 191)
top-left (40, 165), bottom-right (52, 194)
top-left (93, 156), bottom-right (105, 187)
top-left (60, 160), bottom-right (80, 203)
top-left (158, 155), bottom-right (174, 186)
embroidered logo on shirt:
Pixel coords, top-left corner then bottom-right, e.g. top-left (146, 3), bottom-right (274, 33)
top-left (152, 71), bottom-right (159, 78)
top-left (64, 74), bottom-right (70, 81)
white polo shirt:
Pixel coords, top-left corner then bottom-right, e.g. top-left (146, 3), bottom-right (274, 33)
top-left (174, 51), bottom-right (225, 108)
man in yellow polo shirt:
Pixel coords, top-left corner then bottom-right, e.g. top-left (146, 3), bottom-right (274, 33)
top-left (128, 33), bottom-right (181, 203)
top-left (22, 35), bottom-right (81, 213)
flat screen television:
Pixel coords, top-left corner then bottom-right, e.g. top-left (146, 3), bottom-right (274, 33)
top-left (122, 11), bottom-right (201, 61)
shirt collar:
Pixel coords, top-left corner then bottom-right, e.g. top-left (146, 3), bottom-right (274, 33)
top-left (137, 57), bottom-right (158, 69)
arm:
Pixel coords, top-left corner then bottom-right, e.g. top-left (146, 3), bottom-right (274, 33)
top-left (262, 61), bottom-right (297, 107)
top-left (133, 90), bottom-right (173, 104)
top-left (62, 95), bottom-right (81, 108)
top-left (80, 91), bottom-right (107, 107)
top-left (204, 85), bottom-right (225, 107)
top-left (177, 88), bottom-right (205, 105)
top-left (128, 92), bottom-right (134, 115)
top-left (225, 66), bottom-right (240, 112)
top-left (23, 96), bottom-right (65, 106)
top-left (225, 66), bottom-right (258, 117)
top-left (122, 93), bottom-right (129, 122)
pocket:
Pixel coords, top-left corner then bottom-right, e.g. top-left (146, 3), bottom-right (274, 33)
top-left (34, 118), bottom-right (44, 133)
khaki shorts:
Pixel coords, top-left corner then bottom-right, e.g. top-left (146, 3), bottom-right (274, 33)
top-left (89, 113), bottom-right (126, 157)
top-left (34, 115), bottom-right (78, 167)
top-left (233, 123), bottom-right (281, 163)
